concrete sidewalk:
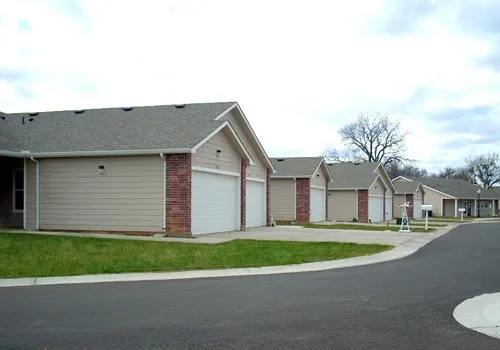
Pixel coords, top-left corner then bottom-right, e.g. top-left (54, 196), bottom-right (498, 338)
top-left (6, 224), bottom-right (453, 246)
top-left (454, 292), bottom-right (500, 339)
top-left (0, 225), bottom-right (456, 288)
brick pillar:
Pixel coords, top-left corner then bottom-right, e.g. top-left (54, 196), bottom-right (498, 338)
top-left (406, 194), bottom-right (414, 218)
top-left (266, 168), bottom-right (272, 225)
top-left (325, 178), bottom-right (329, 221)
top-left (357, 190), bottom-right (368, 223)
top-left (166, 154), bottom-right (192, 237)
top-left (240, 159), bottom-right (247, 231)
top-left (296, 178), bottom-right (310, 223)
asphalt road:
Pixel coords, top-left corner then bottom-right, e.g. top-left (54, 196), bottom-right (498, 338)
top-left (1, 223), bottom-right (500, 349)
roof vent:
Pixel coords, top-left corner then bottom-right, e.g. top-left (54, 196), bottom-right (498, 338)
top-left (122, 107), bottom-right (133, 111)
top-left (28, 112), bottom-right (39, 116)
top-left (74, 110), bottom-right (85, 114)
top-left (277, 158), bottom-right (285, 162)
top-left (0, 116), bottom-right (5, 120)
top-left (174, 104), bottom-right (186, 109)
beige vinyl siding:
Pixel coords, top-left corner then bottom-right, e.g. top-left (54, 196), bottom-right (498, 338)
top-left (443, 199), bottom-right (456, 217)
top-left (369, 177), bottom-right (385, 196)
top-left (393, 194), bottom-right (406, 217)
top-left (311, 165), bottom-right (327, 188)
top-left (423, 187), bottom-right (453, 217)
top-left (270, 179), bottom-right (295, 221)
top-left (192, 128), bottom-right (240, 173)
top-left (414, 189), bottom-right (422, 201)
top-left (30, 155), bottom-right (164, 232)
top-left (328, 190), bottom-right (357, 222)
top-left (220, 110), bottom-right (266, 180)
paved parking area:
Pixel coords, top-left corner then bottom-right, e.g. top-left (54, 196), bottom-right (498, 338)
top-left (199, 225), bottom-right (440, 246)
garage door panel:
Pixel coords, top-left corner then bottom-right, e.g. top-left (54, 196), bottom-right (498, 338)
top-left (369, 196), bottom-right (384, 223)
top-left (246, 180), bottom-right (265, 227)
top-left (413, 199), bottom-right (422, 219)
top-left (310, 188), bottom-right (325, 222)
top-left (385, 197), bottom-right (392, 220)
top-left (192, 171), bottom-right (238, 234)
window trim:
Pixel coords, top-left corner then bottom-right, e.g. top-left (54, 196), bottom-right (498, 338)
top-left (12, 168), bottom-right (24, 213)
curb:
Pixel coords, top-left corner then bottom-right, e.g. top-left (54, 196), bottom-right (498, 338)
top-left (453, 292), bottom-right (500, 339)
top-left (0, 226), bottom-right (455, 288)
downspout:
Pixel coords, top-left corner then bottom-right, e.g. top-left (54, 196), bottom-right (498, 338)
top-left (160, 153), bottom-right (166, 230)
top-left (23, 158), bottom-right (27, 230)
top-left (30, 156), bottom-right (40, 230)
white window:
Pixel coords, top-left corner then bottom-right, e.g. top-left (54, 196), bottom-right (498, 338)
top-left (13, 169), bottom-right (24, 212)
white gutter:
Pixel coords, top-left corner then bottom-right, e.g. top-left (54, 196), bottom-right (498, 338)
top-left (1, 148), bottom-right (192, 158)
top-left (23, 158), bottom-right (27, 230)
top-left (160, 153), bottom-right (166, 230)
top-left (30, 156), bottom-right (40, 230)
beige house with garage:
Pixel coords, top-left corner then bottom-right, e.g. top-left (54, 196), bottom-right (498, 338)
top-left (392, 180), bottom-right (426, 219)
top-left (269, 157), bottom-right (332, 223)
top-left (327, 162), bottom-right (395, 223)
top-left (393, 176), bottom-right (500, 218)
top-left (0, 102), bottom-right (275, 237)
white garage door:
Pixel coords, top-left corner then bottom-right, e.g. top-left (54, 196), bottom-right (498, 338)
top-left (413, 198), bottom-right (422, 219)
top-left (310, 188), bottom-right (326, 222)
top-left (385, 196), bottom-right (392, 220)
top-left (191, 171), bottom-right (239, 235)
top-left (246, 180), bottom-right (266, 227)
top-left (369, 195), bottom-right (384, 223)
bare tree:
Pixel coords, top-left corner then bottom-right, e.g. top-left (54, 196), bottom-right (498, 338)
top-left (465, 153), bottom-right (500, 188)
top-left (438, 166), bottom-right (472, 182)
top-left (324, 112), bottom-right (411, 166)
top-left (385, 162), bottom-right (428, 179)
top-left (438, 167), bottom-right (455, 179)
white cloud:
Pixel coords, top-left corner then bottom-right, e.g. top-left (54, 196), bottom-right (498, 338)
top-left (1, 0), bottom-right (500, 173)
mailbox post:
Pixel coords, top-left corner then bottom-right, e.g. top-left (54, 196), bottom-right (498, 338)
top-left (421, 204), bottom-right (433, 231)
top-left (458, 207), bottom-right (466, 222)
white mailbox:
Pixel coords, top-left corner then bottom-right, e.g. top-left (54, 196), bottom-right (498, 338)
top-left (458, 208), bottom-right (466, 213)
top-left (421, 204), bottom-right (433, 230)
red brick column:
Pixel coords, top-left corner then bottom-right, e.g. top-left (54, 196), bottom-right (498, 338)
top-left (406, 194), bottom-right (414, 218)
top-left (266, 168), bottom-right (272, 225)
top-left (166, 154), bottom-right (191, 237)
top-left (296, 178), bottom-right (310, 223)
top-left (325, 178), bottom-right (329, 221)
top-left (240, 159), bottom-right (247, 231)
top-left (357, 190), bottom-right (368, 223)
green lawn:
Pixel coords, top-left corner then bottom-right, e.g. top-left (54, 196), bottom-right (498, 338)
top-left (302, 224), bottom-right (436, 233)
top-left (0, 232), bottom-right (392, 279)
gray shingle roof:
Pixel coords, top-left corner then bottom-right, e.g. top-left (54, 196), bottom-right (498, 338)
top-left (328, 162), bottom-right (380, 189)
top-left (414, 177), bottom-right (500, 199)
top-left (270, 157), bottom-right (325, 178)
top-left (0, 102), bottom-right (235, 153)
top-left (393, 181), bottom-right (421, 194)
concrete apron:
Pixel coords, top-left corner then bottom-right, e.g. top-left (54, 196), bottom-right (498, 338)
top-left (0, 225), bottom-right (456, 288)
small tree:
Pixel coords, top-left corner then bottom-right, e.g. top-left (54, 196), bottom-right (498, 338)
top-left (465, 153), bottom-right (500, 188)
top-left (324, 112), bottom-right (411, 166)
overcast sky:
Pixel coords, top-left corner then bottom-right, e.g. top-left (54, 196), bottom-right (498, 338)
top-left (1, 0), bottom-right (499, 173)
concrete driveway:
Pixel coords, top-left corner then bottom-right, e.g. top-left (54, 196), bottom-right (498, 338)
top-left (198, 225), bottom-right (449, 246)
